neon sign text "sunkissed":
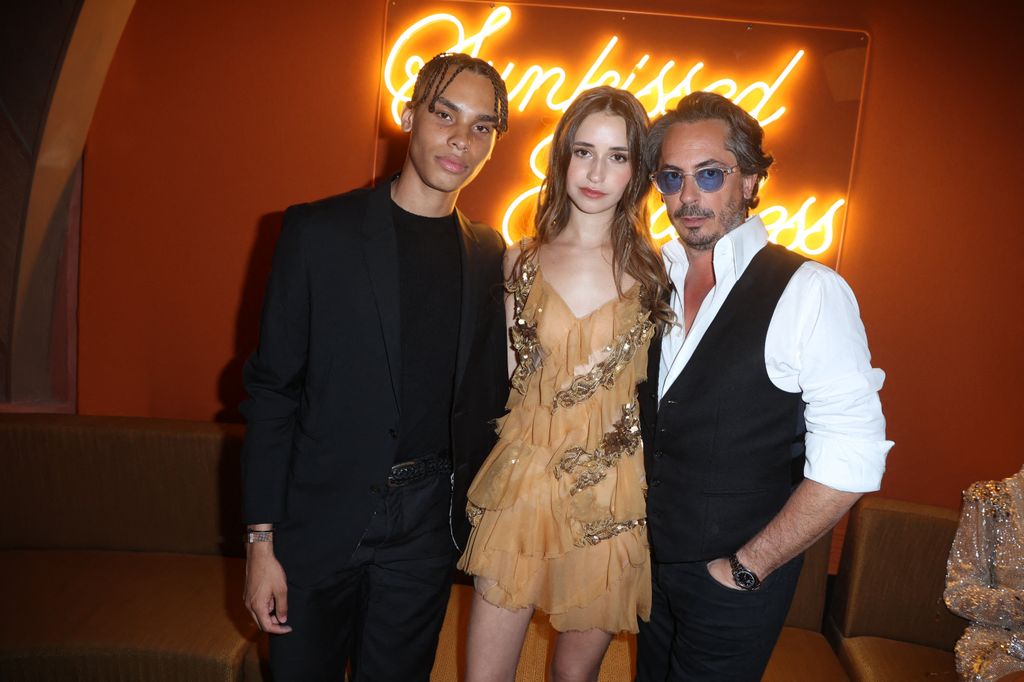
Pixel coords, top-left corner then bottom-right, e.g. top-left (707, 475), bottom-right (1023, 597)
top-left (384, 6), bottom-right (800, 126)
top-left (383, 6), bottom-right (848, 256)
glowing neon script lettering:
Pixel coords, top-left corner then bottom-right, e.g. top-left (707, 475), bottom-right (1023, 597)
top-left (384, 7), bottom-right (512, 124)
top-left (761, 197), bottom-right (845, 256)
top-left (383, 6), bottom-right (803, 126)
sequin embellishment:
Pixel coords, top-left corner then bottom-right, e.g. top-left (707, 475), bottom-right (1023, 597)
top-left (466, 501), bottom-right (484, 526)
top-left (552, 311), bottom-right (654, 409)
top-left (507, 259), bottom-right (542, 395)
top-left (945, 470), bottom-right (1024, 680)
top-left (555, 402), bottom-right (641, 495)
top-left (964, 480), bottom-right (1013, 519)
top-left (577, 518), bottom-right (647, 547)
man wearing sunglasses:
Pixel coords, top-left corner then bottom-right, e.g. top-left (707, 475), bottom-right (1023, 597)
top-left (636, 91), bottom-right (893, 680)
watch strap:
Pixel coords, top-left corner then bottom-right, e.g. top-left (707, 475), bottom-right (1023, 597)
top-left (728, 553), bottom-right (761, 591)
top-left (246, 530), bottom-right (274, 544)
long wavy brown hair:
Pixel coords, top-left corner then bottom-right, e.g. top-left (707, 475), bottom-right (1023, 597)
top-left (514, 86), bottom-right (673, 332)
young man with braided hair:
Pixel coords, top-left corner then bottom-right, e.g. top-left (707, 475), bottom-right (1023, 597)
top-left (241, 53), bottom-right (510, 681)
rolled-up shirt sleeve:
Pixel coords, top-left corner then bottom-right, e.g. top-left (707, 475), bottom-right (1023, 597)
top-left (766, 262), bottom-right (894, 493)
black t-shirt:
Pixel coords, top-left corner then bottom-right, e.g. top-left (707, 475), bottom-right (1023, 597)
top-left (391, 200), bottom-right (462, 462)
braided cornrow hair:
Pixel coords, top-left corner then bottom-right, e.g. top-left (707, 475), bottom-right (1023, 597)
top-left (408, 52), bottom-right (509, 137)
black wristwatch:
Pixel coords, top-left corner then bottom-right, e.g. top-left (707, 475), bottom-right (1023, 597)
top-left (728, 553), bottom-right (761, 591)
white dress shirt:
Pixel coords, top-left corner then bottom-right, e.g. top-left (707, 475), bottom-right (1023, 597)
top-left (658, 215), bottom-right (893, 493)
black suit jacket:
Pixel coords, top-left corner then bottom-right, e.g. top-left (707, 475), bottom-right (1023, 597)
top-left (241, 179), bottom-right (508, 586)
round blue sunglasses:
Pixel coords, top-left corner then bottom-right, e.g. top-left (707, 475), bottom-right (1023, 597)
top-left (650, 165), bottom-right (739, 195)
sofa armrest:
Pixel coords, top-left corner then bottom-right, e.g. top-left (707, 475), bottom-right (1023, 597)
top-left (828, 496), bottom-right (966, 651)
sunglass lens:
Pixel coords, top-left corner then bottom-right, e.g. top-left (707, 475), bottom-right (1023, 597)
top-left (694, 168), bottom-right (725, 192)
top-left (656, 171), bottom-right (683, 194)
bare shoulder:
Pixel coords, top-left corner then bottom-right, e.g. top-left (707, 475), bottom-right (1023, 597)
top-left (503, 247), bottom-right (519, 280)
top-left (503, 239), bottom-right (533, 279)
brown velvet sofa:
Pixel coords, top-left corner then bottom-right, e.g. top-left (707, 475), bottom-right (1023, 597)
top-left (826, 496), bottom-right (966, 681)
top-left (0, 413), bottom-right (264, 681)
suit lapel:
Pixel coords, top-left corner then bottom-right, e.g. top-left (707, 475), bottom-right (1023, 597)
top-left (648, 332), bottom-right (662, 397)
top-left (641, 325), bottom-right (662, 430)
top-left (359, 181), bottom-right (402, 412)
top-left (453, 209), bottom-right (481, 394)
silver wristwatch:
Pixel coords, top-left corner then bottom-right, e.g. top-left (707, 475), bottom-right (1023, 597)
top-left (246, 529), bottom-right (274, 544)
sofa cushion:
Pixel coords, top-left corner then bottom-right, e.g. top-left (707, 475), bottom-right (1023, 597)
top-left (764, 627), bottom-right (849, 681)
top-left (835, 635), bottom-right (957, 682)
top-left (1, 549), bottom-right (260, 681)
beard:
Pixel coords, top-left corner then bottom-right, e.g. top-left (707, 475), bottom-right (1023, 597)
top-left (673, 196), bottom-right (748, 251)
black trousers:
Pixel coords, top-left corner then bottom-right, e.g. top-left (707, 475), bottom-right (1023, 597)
top-left (268, 472), bottom-right (456, 682)
top-left (636, 553), bottom-right (803, 682)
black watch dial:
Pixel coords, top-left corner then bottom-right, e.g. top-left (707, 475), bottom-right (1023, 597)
top-left (728, 553), bottom-right (761, 590)
top-left (733, 567), bottom-right (758, 589)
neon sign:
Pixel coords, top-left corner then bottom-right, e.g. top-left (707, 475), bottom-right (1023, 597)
top-left (381, 4), bottom-right (866, 260)
top-left (385, 7), bottom-right (802, 125)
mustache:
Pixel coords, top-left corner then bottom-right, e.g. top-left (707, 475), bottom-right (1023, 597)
top-left (673, 204), bottom-right (715, 220)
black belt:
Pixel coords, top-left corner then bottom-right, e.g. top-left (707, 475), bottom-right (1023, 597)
top-left (388, 453), bottom-right (452, 487)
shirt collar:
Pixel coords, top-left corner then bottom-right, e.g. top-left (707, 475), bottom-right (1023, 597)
top-left (662, 214), bottom-right (769, 281)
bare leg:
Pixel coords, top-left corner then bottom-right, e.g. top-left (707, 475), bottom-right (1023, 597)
top-left (549, 628), bottom-right (614, 682)
top-left (464, 577), bottom-right (535, 682)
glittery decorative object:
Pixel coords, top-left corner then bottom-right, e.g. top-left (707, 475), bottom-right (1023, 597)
top-left (1008, 635), bottom-right (1024, 660)
top-left (944, 467), bottom-right (1024, 681)
top-left (577, 518), bottom-right (647, 547)
top-left (507, 259), bottom-right (543, 395)
top-left (555, 402), bottom-right (641, 495)
top-left (552, 311), bottom-right (654, 410)
top-left (466, 501), bottom-right (484, 527)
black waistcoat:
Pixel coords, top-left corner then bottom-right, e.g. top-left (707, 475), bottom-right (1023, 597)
top-left (640, 243), bottom-right (807, 563)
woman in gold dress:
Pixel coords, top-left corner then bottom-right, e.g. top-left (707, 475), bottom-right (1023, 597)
top-left (458, 86), bottom-right (673, 682)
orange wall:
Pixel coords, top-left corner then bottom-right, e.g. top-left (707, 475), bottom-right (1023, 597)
top-left (80, 0), bottom-right (1024, 510)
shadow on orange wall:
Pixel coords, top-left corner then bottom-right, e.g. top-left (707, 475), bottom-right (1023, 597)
top-left (215, 211), bottom-right (282, 423)
top-left (215, 171), bottom-right (398, 422)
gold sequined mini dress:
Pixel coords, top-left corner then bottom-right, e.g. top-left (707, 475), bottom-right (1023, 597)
top-left (457, 260), bottom-right (653, 634)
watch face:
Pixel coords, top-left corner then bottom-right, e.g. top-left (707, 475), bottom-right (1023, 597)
top-left (735, 569), bottom-right (758, 589)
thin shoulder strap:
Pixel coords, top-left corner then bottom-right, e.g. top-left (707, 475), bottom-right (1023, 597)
top-left (506, 246), bottom-right (538, 322)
